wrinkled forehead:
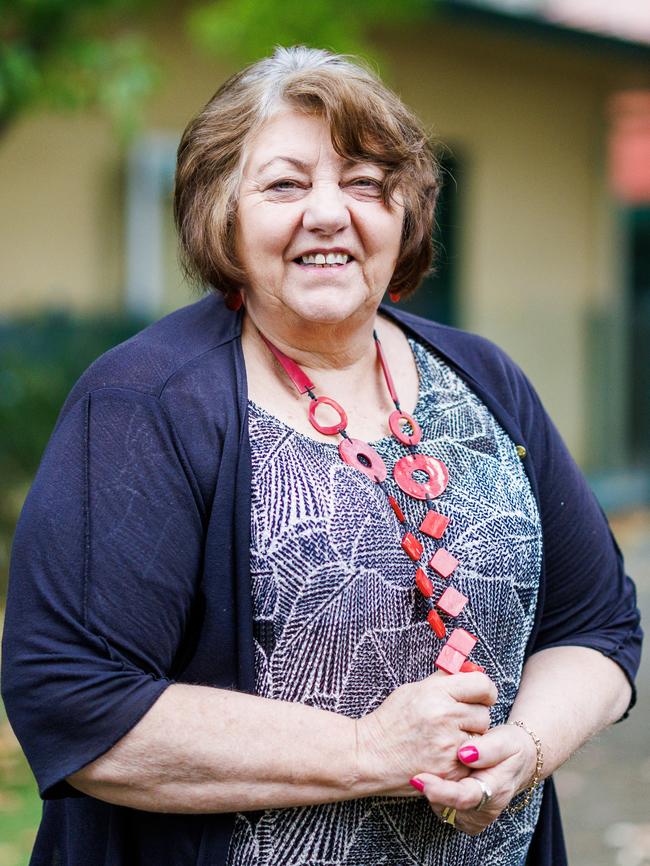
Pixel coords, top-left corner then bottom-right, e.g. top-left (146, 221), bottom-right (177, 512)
top-left (241, 110), bottom-right (326, 174)
top-left (242, 110), bottom-right (381, 181)
top-left (238, 99), bottom-right (397, 187)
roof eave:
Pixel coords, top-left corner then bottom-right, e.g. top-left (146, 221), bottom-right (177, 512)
top-left (441, 1), bottom-right (650, 60)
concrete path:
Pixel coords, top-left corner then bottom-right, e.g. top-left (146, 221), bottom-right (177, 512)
top-left (556, 511), bottom-right (650, 866)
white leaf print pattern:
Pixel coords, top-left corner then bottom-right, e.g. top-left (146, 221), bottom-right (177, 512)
top-left (227, 338), bottom-right (544, 866)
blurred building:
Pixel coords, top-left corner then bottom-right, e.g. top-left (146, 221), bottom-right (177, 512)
top-left (1, 0), bottom-right (649, 502)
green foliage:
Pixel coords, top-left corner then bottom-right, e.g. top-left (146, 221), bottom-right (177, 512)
top-left (0, 0), bottom-right (435, 135)
top-left (38, 34), bottom-right (160, 137)
top-left (187, 0), bottom-right (430, 67)
top-left (0, 715), bottom-right (40, 866)
top-left (0, 311), bottom-right (148, 597)
top-left (0, 0), bottom-right (162, 137)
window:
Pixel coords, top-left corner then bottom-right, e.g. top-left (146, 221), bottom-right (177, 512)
top-left (387, 153), bottom-right (460, 326)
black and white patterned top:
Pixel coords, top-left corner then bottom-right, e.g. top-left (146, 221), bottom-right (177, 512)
top-left (227, 337), bottom-right (544, 866)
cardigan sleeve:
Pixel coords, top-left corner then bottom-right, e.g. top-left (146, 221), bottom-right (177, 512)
top-left (522, 377), bottom-right (643, 715)
top-left (1, 387), bottom-right (205, 798)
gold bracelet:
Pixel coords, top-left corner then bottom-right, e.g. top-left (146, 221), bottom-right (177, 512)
top-left (507, 720), bottom-right (544, 812)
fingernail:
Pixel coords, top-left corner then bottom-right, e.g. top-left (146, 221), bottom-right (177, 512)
top-left (458, 745), bottom-right (480, 763)
top-left (409, 777), bottom-right (425, 792)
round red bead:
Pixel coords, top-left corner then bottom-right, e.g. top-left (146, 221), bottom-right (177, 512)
top-left (388, 410), bottom-right (422, 446)
top-left (393, 453), bottom-right (449, 500)
top-left (338, 437), bottom-right (387, 483)
top-left (308, 396), bottom-right (348, 435)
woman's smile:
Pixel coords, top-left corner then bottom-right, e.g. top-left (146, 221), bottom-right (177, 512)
top-left (292, 256), bottom-right (354, 277)
top-left (293, 250), bottom-right (352, 266)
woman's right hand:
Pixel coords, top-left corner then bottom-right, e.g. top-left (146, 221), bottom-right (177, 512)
top-left (355, 671), bottom-right (497, 795)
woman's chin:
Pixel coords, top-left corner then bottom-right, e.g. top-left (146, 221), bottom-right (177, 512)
top-left (281, 290), bottom-right (377, 327)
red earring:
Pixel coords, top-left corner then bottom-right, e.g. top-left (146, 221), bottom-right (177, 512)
top-left (225, 291), bottom-right (243, 311)
top-left (389, 291), bottom-right (400, 303)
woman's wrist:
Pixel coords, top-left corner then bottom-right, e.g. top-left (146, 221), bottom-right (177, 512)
top-left (352, 715), bottom-right (403, 797)
top-left (506, 720), bottom-right (542, 795)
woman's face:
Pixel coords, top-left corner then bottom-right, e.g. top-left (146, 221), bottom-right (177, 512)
top-left (235, 109), bottom-right (404, 328)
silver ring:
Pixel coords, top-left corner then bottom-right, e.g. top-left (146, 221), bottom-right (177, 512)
top-left (474, 779), bottom-right (492, 812)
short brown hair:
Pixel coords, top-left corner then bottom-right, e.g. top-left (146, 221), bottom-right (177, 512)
top-left (174, 46), bottom-right (441, 303)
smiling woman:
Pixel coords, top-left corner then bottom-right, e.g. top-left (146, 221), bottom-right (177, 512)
top-left (236, 110), bottom-right (404, 329)
top-left (1, 46), bottom-right (642, 866)
top-left (173, 47), bottom-right (438, 314)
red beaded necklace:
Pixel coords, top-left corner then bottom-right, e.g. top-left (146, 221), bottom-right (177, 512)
top-left (259, 329), bottom-right (484, 675)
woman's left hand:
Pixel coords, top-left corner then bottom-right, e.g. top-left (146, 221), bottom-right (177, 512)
top-left (410, 723), bottom-right (538, 835)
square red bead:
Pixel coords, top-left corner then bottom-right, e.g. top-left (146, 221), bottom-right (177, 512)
top-left (401, 532), bottom-right (423, 561)
top-left (419, 510), bottom-right (449, 539)
top-left (429, 548), bottom-right (459, 578)
top-left (435, 644), bottom-right (466, 674)
top-left (437, 586), bottom-right (468, 617)
top-left (447, 628), bottom-right (477, 656)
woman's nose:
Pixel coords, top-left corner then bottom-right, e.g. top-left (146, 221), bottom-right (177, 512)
top-left (302, 183), bottom-right (351, 234)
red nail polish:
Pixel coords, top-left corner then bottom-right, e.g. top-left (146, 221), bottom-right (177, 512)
top-left (458, 745), bottom-right (480, 764)
top-left (409, 777), bottom-right (425, 792)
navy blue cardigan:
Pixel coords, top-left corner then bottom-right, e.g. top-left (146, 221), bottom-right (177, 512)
top-left (2, 295), bottom-right (642, 866)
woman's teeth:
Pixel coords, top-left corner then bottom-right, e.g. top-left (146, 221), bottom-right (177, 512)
top-left (299, 252), bottom-right (350, 266)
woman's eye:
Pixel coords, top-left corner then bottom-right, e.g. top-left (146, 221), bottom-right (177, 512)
top-left (347, 177), bottom-right (383, 195)
top-left (267, 179), bottom-right (302, 191)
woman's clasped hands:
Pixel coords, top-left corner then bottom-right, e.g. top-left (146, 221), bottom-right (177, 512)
top-left (355, 671), bottom-right (539, 835)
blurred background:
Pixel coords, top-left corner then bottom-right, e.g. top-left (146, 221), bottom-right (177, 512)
top-left (1, 1), bottom-right (649, 863)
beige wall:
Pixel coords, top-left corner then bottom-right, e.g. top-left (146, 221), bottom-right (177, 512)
top-left (381, 26), bottom-right (600, 459)
top-left (1, 13), bottom-right (649, 463)
top-left (0, 22), bottom-right (231, 314)
top-left (378, 20), bottom-right (649, 463)
top-left (0, 113), bottom-right (124, 311)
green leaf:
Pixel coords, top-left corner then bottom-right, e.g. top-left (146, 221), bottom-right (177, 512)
top-left (0, 0), bottom-right (164, 137)
top-left (187, 0), bottom-right (430, 66)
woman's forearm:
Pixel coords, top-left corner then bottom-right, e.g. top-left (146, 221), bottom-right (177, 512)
top-left (67, 684), bottom-right (367, 813)
top-left (508, 645), bottom-right (632, 781)
top-left (67, 670), bottom-right (498, 813)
